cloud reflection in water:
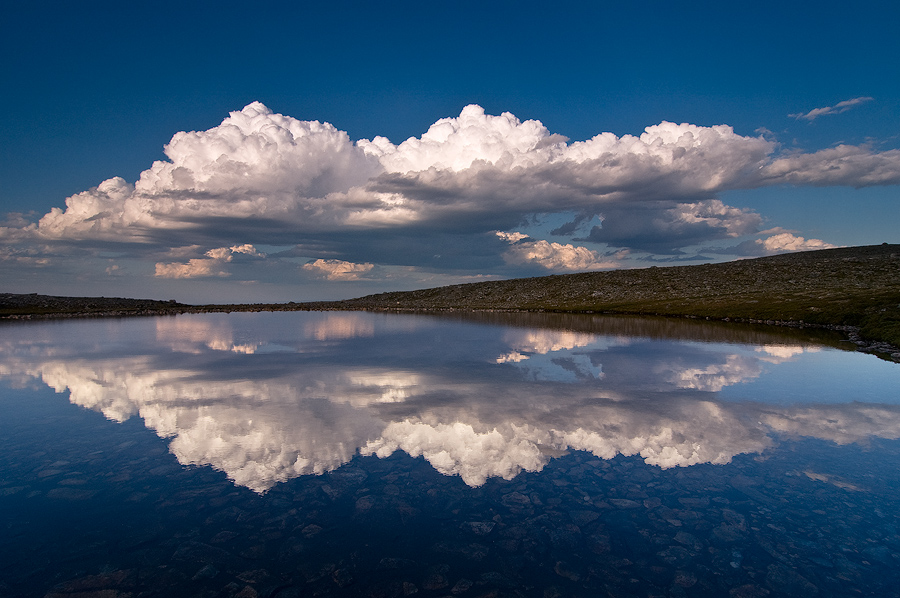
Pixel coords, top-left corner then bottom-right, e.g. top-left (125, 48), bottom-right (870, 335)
top-left (1, 312), bottom-right (898, 492)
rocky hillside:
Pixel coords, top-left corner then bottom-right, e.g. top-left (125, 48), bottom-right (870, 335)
top-left (3, 244), bottom-right (899, 349)
top-left (335, 244), bottom-right (900, 347)
top-left (0, 293), bottom-right (188, 317)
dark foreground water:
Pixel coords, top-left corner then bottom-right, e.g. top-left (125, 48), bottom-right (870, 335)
top-left (1, 311), bottom-right (899, 598)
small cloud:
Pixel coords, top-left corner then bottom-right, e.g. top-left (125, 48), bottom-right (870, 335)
top-left (301, 258), bottom-right (374, 281)
top-left (496, 231), bottom-right (622, 271)
top-left (756, 232), bottom-right (837, 253)
top-left (155, 244), bottom-right (265, 278)
top-left (229, 243), bottom-right (266, 258)
top-left (155, 257), bottom-right (231, 279)
top-left (709, 231), bottom-right (837, 257)
top-left (790, 97), bottom-right (874, 121)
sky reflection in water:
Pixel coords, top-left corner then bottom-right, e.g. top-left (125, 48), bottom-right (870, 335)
top-left (2, 311), bottom-right (898, 493)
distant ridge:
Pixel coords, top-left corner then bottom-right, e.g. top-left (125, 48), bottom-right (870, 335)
top-left (2, 244), bottom-right (899, 349)
top-left (334, 244), bottom-right (900, 348)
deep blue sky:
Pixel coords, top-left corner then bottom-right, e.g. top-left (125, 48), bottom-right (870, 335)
top-left (1, 1), bottom-right (898, 302)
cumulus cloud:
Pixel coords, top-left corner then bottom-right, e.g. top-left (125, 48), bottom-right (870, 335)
top-left (155, 257), bottom-right (230, 279)
top-left (790, 97), bottom-right (874, 121)
top-left (756, 232), bottom-right (837, 253)
top-left (301, 258), bottom-right (374, 281)
top-left (667, 354), bottom-right (762, 392)
top-left (496, 231), bottom-right (621, 271)
top-left (155, 243), bottom-right (265, 278)
top-left (761, 145), bottom-right (900, 186)
top-left (722, 231), bottom-right (838, 257)
top-left (583, 199), bottom-right (763, 253)
top-left (4, 101), bottom-right (895, 286)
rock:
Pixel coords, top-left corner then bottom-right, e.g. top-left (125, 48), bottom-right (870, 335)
top-left (548, 523), bottom-right (582, 549)
top-left (568, 509), bottom-right (600, 527)
top-left (332, 567), bottom-right (354, 588)
top-left (172, 541), bottom-right (241, 568)
top-left (378, 557), bottom-right (417, 570)
top-left (300, 562), bottom-right (335, 583)
top-left (765, 564), bottom-right (819, 597)
top-left (501, 491), bottom-right (531, 507)
top-left (46, 487), bottom-right (97, 500)
top-left (431, 541), bottom-right (490, 561)
top-left (44, 570), bottom-right (137, 597)
top-left (862, 545), bottom-right (893, 565)
top-left (355, 495), bottom-right (375, 511)
top-left (673, 570), bottom-right (697, 588)
top-left (711, 524), bottom-right (745, 545)
top-left (451, 578), bottom-right (473, 593)
top-left (657, 546), bottom-right (692, 567)
top-left (421, 571), bottom-right (448, 590)
top-left (191, 564), bottom-right (218, 580)
top-left (673, 531), bottom-right (702, 551)
top-left (234, 586), bottom-right (258, 598)
top-left (722, 508), bottom-right (746, 529)
top-left (461, 521), bottom-right (496, 536)
top-left (608, 498), bottom-right (640, 509)
top-left (730, 584), bottom-right (770, 598)
top-left (237, 569), bottom-right (271, 584)
top-left (553, 561), bottom-right (581, 582)
top-left (210, 530), bottom-right (239, 544)
top-left (480, 571), bottom-right (518, 588)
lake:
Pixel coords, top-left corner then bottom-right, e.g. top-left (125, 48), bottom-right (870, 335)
top-left (1, 311), bottom-right (899, 597)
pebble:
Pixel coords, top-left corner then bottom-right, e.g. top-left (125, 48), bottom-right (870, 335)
top-left (5, 442), bottom-right (898, 597)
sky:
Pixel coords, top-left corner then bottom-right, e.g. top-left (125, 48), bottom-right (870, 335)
top-left (1, 0), bottom-right (898, 303)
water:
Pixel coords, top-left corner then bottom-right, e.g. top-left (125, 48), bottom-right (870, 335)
top-left (1, 311), bottom-right (899, 597)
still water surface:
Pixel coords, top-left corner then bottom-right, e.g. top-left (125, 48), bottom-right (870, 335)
top-left (1, 311), bottom-right (899, 597)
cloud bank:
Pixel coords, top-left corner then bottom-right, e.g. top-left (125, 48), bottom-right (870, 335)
top-left (3, 102), bottom-right (897, 293)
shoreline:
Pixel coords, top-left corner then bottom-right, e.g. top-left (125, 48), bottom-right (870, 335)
top-left (3, 244), bottom-right (899, 361)
top-left (2, 302), bottom-right (898, 361)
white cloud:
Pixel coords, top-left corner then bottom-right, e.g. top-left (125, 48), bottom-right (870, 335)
top-left (155, 243), bottom-right (265, 278)
top-left (755, 345), bottom-right (819, 363)
top-left (155, 257), bottom-right (230, 279)
top-left (3, 102), bottom-right (898, 284)
top-left (669, 199), bottom-right (761, 237)
top-left (497, 231), bottom-right (621, 271)
top-left (789, 96), bottom-right (874, 121)
top-left (761, 145), bottom-right (900, 186)
top-left (756, 232), bottom-right (837, 253)
top-left (304, 313), bottom-right (376, 340)
top-left (668, 354), bottom-right (762, 392)
top-left (359, 104), bottom-right (561, 173)
top-left (301, 258), bottom-right (374, 281)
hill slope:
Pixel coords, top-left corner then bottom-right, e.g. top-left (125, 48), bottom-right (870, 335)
top-left (336, 244), bottom-right (900, 347)
top-left (3, 245), bottom-right (899, 349)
